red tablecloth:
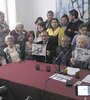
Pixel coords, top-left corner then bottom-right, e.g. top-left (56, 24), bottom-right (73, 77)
top-left (0, 61), bottom-right (90, 100)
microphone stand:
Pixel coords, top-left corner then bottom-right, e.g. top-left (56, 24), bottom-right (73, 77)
top-left (55, 61), bottom-right (62, 74)
top-left (54, 52), bottom-right (63, 74)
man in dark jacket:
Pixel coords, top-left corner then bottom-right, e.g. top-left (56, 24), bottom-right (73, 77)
top-left (55, 35), bottom-right (74, 66)
top-left (65, 9), bottom-right (83, 41)
top-left (36, 31), bottom-right (56, 64)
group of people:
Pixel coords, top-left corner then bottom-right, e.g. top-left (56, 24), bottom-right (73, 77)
top-left (0, 9), bottom-right (90, 70)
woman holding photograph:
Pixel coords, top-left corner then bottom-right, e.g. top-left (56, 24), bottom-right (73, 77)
top-left (70, 35), bottom-right (90, 70)
top-left (24, 31), bottom-right (36, 60)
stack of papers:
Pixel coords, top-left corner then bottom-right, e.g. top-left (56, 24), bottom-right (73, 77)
top-left (82, 75), bottom-right (90, 83)
top-left (67, 67), bottom-right (80, 75)
top-left (50, 73), bottom-right (73, 83)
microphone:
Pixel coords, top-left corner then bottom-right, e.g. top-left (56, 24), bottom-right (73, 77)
top-left (25, 96), bottom-right (32, 100)
top-left (55, 51), bottom-right (63, 61)
top-left (54, 51), bottom-right (63, 74)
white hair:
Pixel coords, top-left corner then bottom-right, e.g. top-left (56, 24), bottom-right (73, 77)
top-left (77, 35), bottom-right (89, 46)
top-left (15, 22), bottom-right (24, 29)
top-left (5, 35), bottom-right (14, 43)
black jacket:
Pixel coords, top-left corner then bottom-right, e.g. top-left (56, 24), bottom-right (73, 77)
top-left (55, 45), bottom-right (75, 66)
top-left (36, 37), bottom-right (56, 64)
top-left (65, 20), bottom-right (83, 41)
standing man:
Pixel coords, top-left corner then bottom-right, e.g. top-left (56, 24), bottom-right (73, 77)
top-left (44, 11), bottom-right (54, 29)
top-left (0, 11), bottom-right (9, 65)
top-left (65, 9), bottom-right (83, 41)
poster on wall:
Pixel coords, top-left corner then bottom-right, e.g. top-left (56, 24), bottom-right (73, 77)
top-left (57, 0), bottom-right (89, 22)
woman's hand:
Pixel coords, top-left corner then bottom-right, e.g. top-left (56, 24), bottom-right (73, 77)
top-left (70, 58), bottom-right (76, 64)
top-left (17, 59), bottom-right (22, 63)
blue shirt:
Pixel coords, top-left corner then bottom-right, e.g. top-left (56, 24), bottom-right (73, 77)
top-left (71, 33), bottom-right (90, 49)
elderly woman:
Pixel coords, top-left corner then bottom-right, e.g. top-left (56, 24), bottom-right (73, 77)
top-left (0, 11), bottom-right (9, 49)
top-left (10, 22), bottom-right (27, 45)
top-left (70, 35), bottom-right (90, 70)
top-left (4, 35), bottom-right (22, 63)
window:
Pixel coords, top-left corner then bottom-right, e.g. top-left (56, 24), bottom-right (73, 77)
top-left (0, 0), bottom-right (16, 30)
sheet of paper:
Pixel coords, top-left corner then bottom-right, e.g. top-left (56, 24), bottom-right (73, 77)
top-left (67, 67), bottom-right (80, 75)
top-left (50, 73), bottom-right (73, 83)
top-left (32, 44), bottom-right (46, 56)
top-left (74, 48), bottom-right (90, 61)
top-left (82, 75), bottom-right (90, 83)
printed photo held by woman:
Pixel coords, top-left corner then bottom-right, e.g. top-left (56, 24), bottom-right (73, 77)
top-left (70, 35), bottom-right (90, 70)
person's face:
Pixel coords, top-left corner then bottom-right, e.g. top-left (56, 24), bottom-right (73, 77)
top-left (79, 27), bottom-right (87, 35)
top-left (6, 39), bottom-right (14, 47)
top-left (51, 20), bottom-right (58, 29)
top-left (16, 25), bottom-right (23, 32)
top-left (47, 13), bottom-right (53, 21)
top-left (38, 25), bottom-right (44, 32)
top-left (61, 37), bottom-right (70, 48)
top-left (61, 17), bottom-right (68, 26)
top-left (69, 14), bottom-right (74, 22)
top-left (77, 40), bottom-right (86, 48)
top-left (28, 34), bottom-right (34, 43)
top-left (38, 20), bottom-right (43, 24)
top-left (41, 32), bottom-right (49, 43)
top-left (0, 15), bottom-right (4, 22)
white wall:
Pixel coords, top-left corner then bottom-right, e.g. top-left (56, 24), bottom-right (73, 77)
top-left (16, 0), bottom-right (56, 32)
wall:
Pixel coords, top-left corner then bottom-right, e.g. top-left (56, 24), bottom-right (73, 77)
top-left (16, 0), bottom-right (56, 32)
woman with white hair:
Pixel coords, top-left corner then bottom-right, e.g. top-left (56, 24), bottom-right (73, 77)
top-left (4, 35), bottom-right (22, 63)
top-left (70, 35), bottom-right (90, 70)
top-left (10, 22), bottom-right (27, 45)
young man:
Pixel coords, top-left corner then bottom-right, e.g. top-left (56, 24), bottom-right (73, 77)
top-left (71, 23), bottom-right (90, 49)
top-left (65, 9), bottom-right (83, 41)
top-left (44, 11), bottom-right (54, 29)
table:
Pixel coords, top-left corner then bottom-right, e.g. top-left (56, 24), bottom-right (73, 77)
top-left (0, 61), bottom-right (90, 100)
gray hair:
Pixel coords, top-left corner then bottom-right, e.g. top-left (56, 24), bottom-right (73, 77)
top-left (76, 35), bottom-right (89, 46)
top-left (15, 22), bottom-right (24, 29)
top-left (0, 11), bottom-right (4, 16)
top-left (61, 35), bottom-right (71, 42)
top-left (5, 35), bottom-right (15, 43)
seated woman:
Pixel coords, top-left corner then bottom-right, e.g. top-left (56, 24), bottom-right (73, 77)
top-left (10, 22), bottom-right (27, 45)
top-left (24, 31), bottom-right (36, 60)
top-left (4, 35), bottom-right (22, 63)
top-left (70, 35), bottom-right (90, 70)
top-left (47, 18), bottom-right (64, 47)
